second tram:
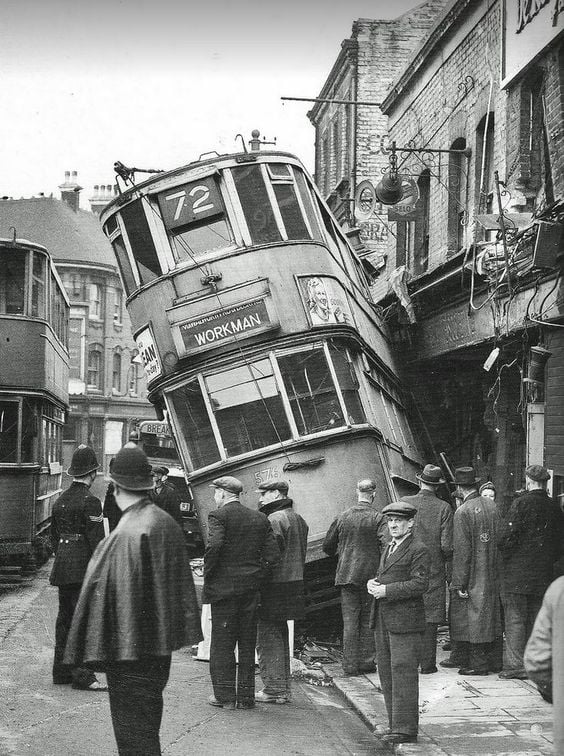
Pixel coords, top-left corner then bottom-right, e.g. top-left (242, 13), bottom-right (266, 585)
top-left (0, 238), bottom-right (69, 568)
top-left (101, 140), bottom-right (424, 607)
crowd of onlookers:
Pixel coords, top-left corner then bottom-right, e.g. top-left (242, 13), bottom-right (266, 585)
top-left (324, 462), bottom-right (564, 747)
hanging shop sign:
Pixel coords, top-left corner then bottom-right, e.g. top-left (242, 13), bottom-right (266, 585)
top-left (387, 177), bottom-right (421, 221)
top-left (298, 276), bottom-right (354, 327)
top-left (502, 0), bottom-right (564, 88)
top-left (173, 298), bottom-right (278, 356)
top-left (135, 324), bottom-right (163, 384)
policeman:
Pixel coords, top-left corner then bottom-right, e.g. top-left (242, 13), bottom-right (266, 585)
top-left (50, 444), bottom-right (106, 690)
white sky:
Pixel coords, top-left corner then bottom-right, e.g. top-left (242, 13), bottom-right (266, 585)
top-left (0, 0), bottom-right (421, 206)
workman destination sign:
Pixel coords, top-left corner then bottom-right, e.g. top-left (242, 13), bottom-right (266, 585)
top-left (177, 299), bottom-right (275, 353)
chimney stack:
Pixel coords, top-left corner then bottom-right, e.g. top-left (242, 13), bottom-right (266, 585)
top-left (89, 182), bottom-right (118, 216)
top-left (59, 170), bottom-right (82, 212)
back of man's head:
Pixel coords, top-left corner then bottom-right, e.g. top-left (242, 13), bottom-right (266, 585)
top-left (357, 479), bottom-right (376, 500)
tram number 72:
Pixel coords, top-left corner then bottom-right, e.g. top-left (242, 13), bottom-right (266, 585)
top-left (254, 467), bottom-right (282, 486)
top-left (159, 176), bottom-right (223, 230)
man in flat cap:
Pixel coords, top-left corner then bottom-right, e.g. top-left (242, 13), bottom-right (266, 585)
top-left (203, 476), bottom-right (279, 709)
top-left (403, 464), bottom-right (453, 674)
top-left (50, 444), bottom-right (106, 690)
top-left (151, 465), bottom-right (183, 526)
top-left (323, 479), bottom-right (388, 676)
top-left (64, 442), bottom-right (202, 756)
top-left (367, 501), bottom-right (429, 745)
top-left (255, 480), bottom-right (308, 703)
top-left (444, 467), bottom-right (501, 676)
top-left (497, 464), bottom-right (564, 679)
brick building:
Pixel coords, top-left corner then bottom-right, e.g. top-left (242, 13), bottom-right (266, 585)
top-left (375, 0), bottom-right (564, 505)
top-left (0, 174), bottom-right (155, 481)
top-left (308, 0), bottom-right (449, 297)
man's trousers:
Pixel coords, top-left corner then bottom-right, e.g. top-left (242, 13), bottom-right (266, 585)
top-left (341, 584), bottom-right (376, 674)
top-left (257, 618), bottom-right (291, 697)
top-left (210, 590), bottom-right (259, 706)
top-left (106, 656), bottom-right (171, 756)
top-left (53, 584), bottom-right (96, 688)
top-left (501, 592), bottom-right (543, 673)
top-left (374, 613), bottom-right (421, 736)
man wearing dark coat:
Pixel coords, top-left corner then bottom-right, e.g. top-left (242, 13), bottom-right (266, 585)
top-left (151, 465), bottom-right (183, 526)
top-left (443, 466), bottom-right (501, 675)
top-left (323, 478), bottom-right (388, 675)
top-left (367, 501), bottom-right (430, 746)
top-left (256, 480), bottom-right (308, 703)
top-left (64, 442), bottom-right (202, 756)
top-left (50, 444), bottom-right (105, 690)
top-left (203, 476), bottom-right (279, 710)
top-left (403, 464), bottom-right (453, 674)
top-left (498, 464), bottom-right (564, 679)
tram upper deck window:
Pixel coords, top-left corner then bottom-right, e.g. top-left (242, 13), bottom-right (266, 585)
top-left (0, 249), bottom-right (26, 315)
top-left (157, 176), bottom-right (233, 261)
top-left (277, 348), bottom-right (345, 435)
top-left (232, 165), bottom-right (281, 245)
top-left (168, 380), bottom-right (221, 469)
top-left (119, 199), bottom-right (161, 285)
top-left (31, 252), bottom-right (46, 318)
top-left (205, 360), bottom-right (291, 457)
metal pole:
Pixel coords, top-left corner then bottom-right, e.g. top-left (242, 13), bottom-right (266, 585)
top-left (281, 96), bottom-right (382, 107)
top-left (494, 171), bottom-right (513, 297)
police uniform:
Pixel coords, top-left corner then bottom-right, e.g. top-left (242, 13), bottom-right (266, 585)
top-left (50, 445), bottom-right (104, 688)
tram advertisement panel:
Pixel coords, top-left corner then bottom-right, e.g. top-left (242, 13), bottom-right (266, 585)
top-left (135, 325), bottom-right (162, 383)
top-left (299, 276), bottom-right (353, 327)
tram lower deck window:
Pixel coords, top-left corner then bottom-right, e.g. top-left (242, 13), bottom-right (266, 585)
top-left (0, 401), bottom-right (19, 463)
top-left (168, 381), bottom-right (221, 469)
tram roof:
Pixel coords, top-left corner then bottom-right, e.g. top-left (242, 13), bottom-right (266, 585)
top-left (104, 149), bottom-right (305, 213)
top-left (0, 197), bottom-right (116, 269)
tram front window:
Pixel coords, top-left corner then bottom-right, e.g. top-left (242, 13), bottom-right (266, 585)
top-left (278, 348), bottom-right (345, 435)
top-left (171, 218), bottom-right (232, 260)
top-left (168, 380), bottom-right (221, 469)
top-left (205, 360), bottom-right (291, 457)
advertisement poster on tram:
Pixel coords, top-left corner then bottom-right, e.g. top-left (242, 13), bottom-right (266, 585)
top-left (299, 276), bottom-right (353, 327)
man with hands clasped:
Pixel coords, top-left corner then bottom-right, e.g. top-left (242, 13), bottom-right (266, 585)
top-left (367, 501), bottom-right (430, 746)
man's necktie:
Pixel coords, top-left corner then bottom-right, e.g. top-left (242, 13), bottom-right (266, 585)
top-left (387, 541), bottom-right (397, 560)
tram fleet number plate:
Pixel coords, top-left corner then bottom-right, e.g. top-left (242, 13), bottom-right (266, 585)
top-left (158, 176), bottom-right (223, 230)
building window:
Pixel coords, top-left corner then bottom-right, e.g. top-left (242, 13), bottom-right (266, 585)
top-left (521, 69), bottom-right (553, 205)
top-left (113, 289), bottom-right (123, 323)
top-left (333, 119), bottom-right (341, 184)
top-left (476, 113), bottom-right (495, 214)
top-left (448, 138), bottom-right (467, 256)
top-left (112, 352), bottom-right (122, 393)
top-left (396, 220), bottom-right (415, 269)
top-left (322, 132), bottom-right (330, 197)
top-left (414, 170), bottom-right (430, 275)
top-left (128, 363), bottom-right (140, 396)
top-left (89, 283), bottom-right (102, 320)
top-left (87, 348), bottom-right (103, 390)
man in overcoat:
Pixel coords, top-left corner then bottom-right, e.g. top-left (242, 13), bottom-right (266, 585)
top-left (367, 501), bottom-right (429, 746)
top-left (403, 464), bottom-right (453, 674)
top-left (498, 464), bottom-right (564, 679)
top-left (524, 575), bottom-right (564, 753)
top-left (256, 480), bottom-right (308, 703)
top-left (323, 479), bottom-right (388, 676)
top-left (50, 444), bottom-right (105, 690)
top-left (444, 466), bottom-right (501, 675)
top-left (203, 476), bottom-right (279, 709)
top-left (64, 442), bottom-right (202, 756)
top-left (151, 465), bottom-right (183, 526)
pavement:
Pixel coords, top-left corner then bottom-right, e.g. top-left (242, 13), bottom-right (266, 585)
top-left (325, 643), bottom-right (554, 755)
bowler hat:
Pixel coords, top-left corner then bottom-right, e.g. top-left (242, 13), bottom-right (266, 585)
top-left (453, 466), bottom-right (481, 486)
top-left (210, 476), bottom-right (243, 494)
top-left (257, 480), bottom-right (289, 494)
top-left (382, 501), bottom-right (417, 519)
top-left (109, 442), bottom-right (154, 491)
top-left (525, 464), bottom-right (551, 482)
top-left (67, 445), bottom-right (100, 477)
top-left (152, 465), bottom-right (169, 476)
top-left (416, 464), bottom-right (445, 485)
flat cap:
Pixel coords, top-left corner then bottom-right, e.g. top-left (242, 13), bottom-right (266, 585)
top-left (152, 465), bottom-right (169, 476)
top-left (382, 501), bottom-right (417, 519)
top-left (210, 476), bottom-right (243, 494)
top-left (357, 479), bottom-right (377, 493)
top-left (525, 464), bottom-right (551, 482)
top-left (479, 481), bottom-right (496, 494)
top-left (257, 480), bottom-right (289, 494)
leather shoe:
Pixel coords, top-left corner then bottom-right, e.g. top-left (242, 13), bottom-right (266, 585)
top-left (439, 659), bottom-right (462, 668)
top-left (208, 695), bottom-right (236, 709)
top-left (72, 679), bottom-right (108, 691)
top-left (237, 701), bottom-right (255, 709)
top-left (381, 733), bottom-right (417, 744)
top-left (458, 668), bottom-right (488, 676)
top-left (498, 669), bottom-right (528, 680)
top-left (420, 666), bottom-right (438, 674)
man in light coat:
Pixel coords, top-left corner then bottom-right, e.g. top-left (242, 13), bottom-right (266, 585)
top-left (323, 479), bottom-right (388, 675)
top-left (443, 466), bottom-right (501, 675)
top-left (256, 480), bottom-right (308, 703)
top-left (403, 464), bottom-right (453, 674)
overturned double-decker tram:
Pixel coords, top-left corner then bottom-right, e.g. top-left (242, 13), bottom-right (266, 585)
top-left (101, 142), bottom-right (424, 611)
